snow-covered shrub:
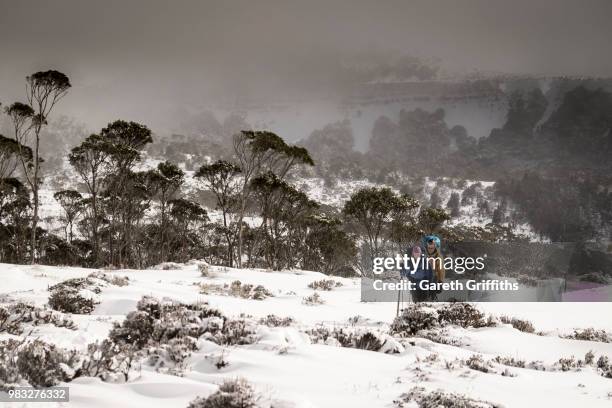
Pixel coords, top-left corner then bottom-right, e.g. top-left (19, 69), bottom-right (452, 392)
top-left (493, 356), bottom-right (526, 368)
top-left (115, 296), bottom-right (258, 349)
top-left (394, 386), bottom-right (499, 408)
top-left (109, 310), bottom-right (155, 348)
top-left (0, 306), bottom-right (22, 334)
top-left (437, 303), bottom-right (492, 329)
top-left (390, 304), bottom-right (439, 336)
top-left (465, 354), bottom-right (492, 373)
top-left (80, 339), bottom-right (140, 382)
top-left (48, 290), bottom-right (97, 314)
top-left (251, 285), bottom-right (273, 300)
top-left (110, 297), bottom-right (224, 349)
top-left (0, 339), bottom-right (22, 391)
top-left (499, 316), bottom-right (535, 333)
top-left (556, 356), bottom-right (582, 372)
top-left (187, 378), bottom-right (259, 408)
top-left (258, 315), bottom-right (294, 327)
top-left (0, 302), bottom-right (77, 334)
top-left (211, 319), bottom-right (259, 346)
top-left (48, 277), bottom-right (103, 293)
top-left (598, 356), bottom-right (612, 378)
top-left (16, 340), bottom-right (80, 388)
top-left (198, 283), bottom-right (227, 295)
top-left (198, 263), bottom-right (211, 277)
top-left (419, 329), bottom-right (462, 346)
top-left (48, 277), bottom-right (103, 314)
top-left (584, 350), bottom-right (595, 365)
top-left (306, 326), bottom-right (403, 353)
top-left (302, 292), bottom-right (325, 305)
top-left (597, 356), bottom-right (610, 369)
top-left (89, 296), bottom-right (260, 379)
top-left (563, 328), bottom-right (611, 343)
top-left (229, 281), bottom-right (273, 300)
top-left (354, 332), bottom-right (382, 351)
top-left (151, 262), bottom-right (184, 270)
top-left (88, 271), bottom-right (129, 287)
top-left (308, 279), bottom-right (343, 291)
top-left (148, 337), bottom-right (197, 376)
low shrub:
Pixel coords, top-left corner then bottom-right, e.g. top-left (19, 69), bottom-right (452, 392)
top-left (258, 315), bottom-right (294, 327)
top-left (390, 304), bottom-right (439, 336)
top-left (394, 386), bottom-right (499, 408)
top-left (47, 276), bottom-right (105, 314)
top-left (187, 378), bottom-right (259, 408)
top-left (302, 292), bottom-right (324, 305)
top-left (88, 271), bottom-right (130, 287)
top-left (493, 356), bottom-right (526, 368)
top-left (0, 339), bottom-right (80, 389)
top-left (306, 326), bottom-right (403, 353)
top-left (308, 279), bottom-right (343, 291)
top-left (437, 303), bottom-right (492, 329)
top-left (556, 356), bottom-right (582, 372)
top-left (80, 339), bottom-right (139, 382)
top-left (48, 290), bottom-right (98, 314)
top-left (563, 328), bottom-right (611, 343)
top-left (0, 302), bottom-right (76, 334)
top-left (499, 316), bottom-right (535, 333)
top-left (465, 354), bottom-right (492, 373)
top-left (229, 281), bottom-right (273, 300)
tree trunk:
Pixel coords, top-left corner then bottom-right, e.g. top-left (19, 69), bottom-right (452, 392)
top-left (30, 134), bottom-right (40, 264)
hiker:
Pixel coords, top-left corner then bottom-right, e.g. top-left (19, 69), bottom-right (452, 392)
top-left (422, 235), bottom-right (445, 299)
top-left (400, 245), bottom-right (432, 303)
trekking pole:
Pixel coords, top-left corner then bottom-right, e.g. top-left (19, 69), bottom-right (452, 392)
top-left (396, 289), bottom-right (400, 317)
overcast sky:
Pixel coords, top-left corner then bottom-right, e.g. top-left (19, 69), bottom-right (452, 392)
top-left (1, 0), bottom-right (612, 131)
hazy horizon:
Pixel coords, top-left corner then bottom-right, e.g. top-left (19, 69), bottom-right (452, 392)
top-left (2, 0), bottom-right (612, 133)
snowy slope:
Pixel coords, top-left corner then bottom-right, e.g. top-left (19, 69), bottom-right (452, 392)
top-left (1, 262), bottom-right (612, 407)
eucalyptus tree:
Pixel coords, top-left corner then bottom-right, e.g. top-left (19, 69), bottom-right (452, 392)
top-left (4, 70), bottom-right (71, 263)
top-left (195, 160), bottom-right (241, 266)
top-left (232, 130), bottom-right (313, 267)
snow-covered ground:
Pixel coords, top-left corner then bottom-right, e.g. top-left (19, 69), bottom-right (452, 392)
top-left (1, 262), bottom-right (612, 407)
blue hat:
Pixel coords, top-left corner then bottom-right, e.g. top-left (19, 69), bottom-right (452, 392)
top-left (422, 235), bottom-right (441, 249)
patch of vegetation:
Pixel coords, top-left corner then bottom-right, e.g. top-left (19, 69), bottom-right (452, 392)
top-left (394, 386), bottom-right (499, 408)
top-left (187, 378), bottom-right (259, 408)
top-left (499, 316), bottom-right (535, 333)
top-left (0, 339), bottom-right (80, 390)
top-left (307, 279), bottom-right (343, 291)
top-left (562, 328), bottom-right (611, 343)
top-left (0, 302), bottom-right (76, 334)
top-left (302, 292), bottom-right (325, 305)
top-left (258, 315), bottom-right (294, 327)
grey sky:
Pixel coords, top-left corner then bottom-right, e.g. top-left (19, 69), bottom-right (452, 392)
top-left (1, 0), bottom-right (612, 131)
